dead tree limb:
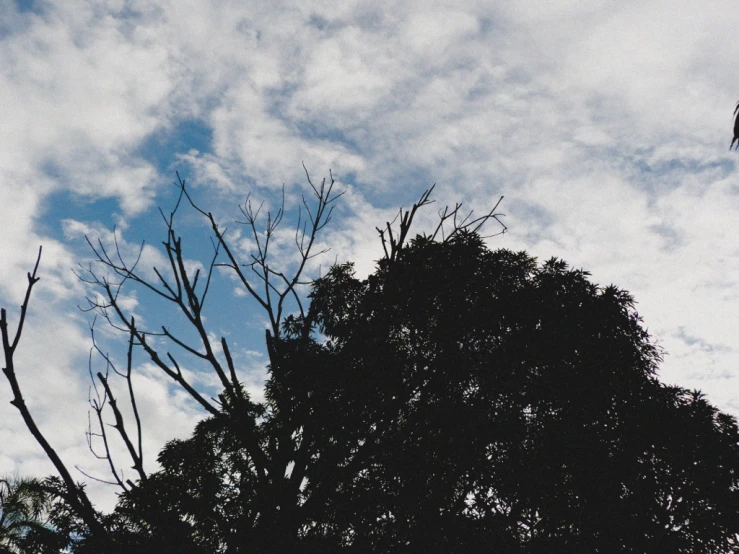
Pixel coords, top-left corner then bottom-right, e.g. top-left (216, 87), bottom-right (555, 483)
top-left (0, 246), bottom-right (110, 544)
top-left (377, 186), bottom-right (507, 262)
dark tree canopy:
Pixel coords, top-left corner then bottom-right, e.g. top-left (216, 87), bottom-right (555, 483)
top-left (105, 231), bottom-right (739, 552)
top-left (3, 180), bottom-right (739, 553)
top-left (0, 475), bottom-right (67, 554)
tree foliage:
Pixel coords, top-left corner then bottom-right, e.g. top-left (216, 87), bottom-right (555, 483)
top-left (0, 476), bottom-right (67, 554)
top-left (2, 176), bottom-right (739, 552)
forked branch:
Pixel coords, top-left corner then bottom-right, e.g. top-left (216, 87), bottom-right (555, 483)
top-left (85, 323), bottom-right (147, 491)
top-left (0, 246), bottom-right (109, 543)
top-left (179, 167), bottom-right (343, 339)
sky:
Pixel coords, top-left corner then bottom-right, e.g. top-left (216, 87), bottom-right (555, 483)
top-left (1, 0), bottom-right (739, 511)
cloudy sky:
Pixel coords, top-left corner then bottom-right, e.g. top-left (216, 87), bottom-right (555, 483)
top-left (2, 0), bottom-right (739, 510)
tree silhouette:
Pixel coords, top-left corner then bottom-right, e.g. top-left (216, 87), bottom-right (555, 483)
top-left (266, 232), bottom-right (738, 552)
top-left (2, 176), bottom-right (739, 552)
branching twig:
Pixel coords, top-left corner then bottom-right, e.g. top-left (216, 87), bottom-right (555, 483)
top-left (86, 348), bottom-right (127, 491)
top-left (378, 187), bottom-right (507, 261)
top-left (377, 186), bottom-right (435, 261)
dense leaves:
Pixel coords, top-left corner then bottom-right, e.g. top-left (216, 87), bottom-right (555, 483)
top-left (53, 231), bottom-right (739, 552)
top-left (296, 232), bottom-right (739, 552)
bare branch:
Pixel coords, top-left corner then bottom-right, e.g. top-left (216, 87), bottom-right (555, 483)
top-left (378, 187), bottom-right (507, 261)
top-left (8, 246), bottom-right (42, 353)
top-left (96, 371), bottom-right (147, 484)
top-left (178, 168), bottom-right (341, 340)
top-left (99, 288), bottom-right (220, 416)
top-left (221, 337), bottom-right (241, 395)
top-left (86, 348), bottom-right (127, 491)
top-left (74, 466), bottom-right (121, 488)
top-left (1, 247), bottom-right (109, 542)
top-left (377, 186), bottom-right (435, 262)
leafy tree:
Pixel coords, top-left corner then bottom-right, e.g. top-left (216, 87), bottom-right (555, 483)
top-left (2, 175), bottom-right (739, 552)
top-left (0, 476), bottom-right (66, 554)
top-left (302, 234), bottom-right (739, 552)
